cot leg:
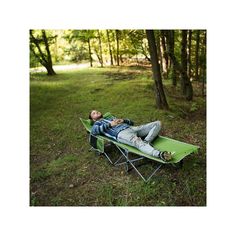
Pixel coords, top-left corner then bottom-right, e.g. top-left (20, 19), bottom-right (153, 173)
top-left (126, 162), bottom-right (132, 172)
top-left (103, 152), bottom-right (114, 164)
top-left (146, 164), bottom-right (162, 182)
top-left (127, 160), bottom-right (148, 182)
top-left (89, 147), bottom-right (114, 164)
top-left (127, 161), bottom-right (162, 182)
top-left (114, 145), bottom-right (164, 182)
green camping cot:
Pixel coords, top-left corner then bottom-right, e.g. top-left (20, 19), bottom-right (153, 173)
top-left (80, 112), bottom-right (199, 182)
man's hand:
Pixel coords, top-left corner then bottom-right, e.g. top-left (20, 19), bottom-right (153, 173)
top-left (116, 119), bottom-right (124, 124)
top-left (110, 119), bottom-right (124, 126)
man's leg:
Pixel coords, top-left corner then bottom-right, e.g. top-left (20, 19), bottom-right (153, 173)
top-left (132, 121), bottom-right (161, 143)
top-left (117, 128), bottom-right (160, 157)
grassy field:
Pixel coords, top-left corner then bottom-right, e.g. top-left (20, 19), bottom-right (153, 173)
top-left (30, 66), bottom-right (206, 206)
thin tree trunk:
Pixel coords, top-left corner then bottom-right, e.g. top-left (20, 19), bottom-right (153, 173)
top-left (41, 30), bottom-right (56, 75)
top-left (141, 44), bottom-right (151, 62)
top-left (97, 30), bottom-right (103, 67)
top-left (146, 30), bottom-right (169, 110)
top-left (115, 30), bottom-right (120, 66)
top-left (159, 31), bottom-right (165, 77)
top-left (167, 30), bottom-right (177, 86)
top-left (202, 30), bottom-right (207, 96)
top-left (120, 54), bottom-right (123, 64)
top-left (155, 31), bottom-right (163, 75)
top-left (106, 30), bottom-right (113, 65)
top-left (181, 30), bottom-right (188, 94)
top-left (88, 38), bottom-right (93, 67)
top-left (135, 53), bottom-right (139, 64)
top-left (188, 30), bottom-right (192, 79)
top-left (166, 30), bottom-right (193, 100)
top-left (181, 30), bottom-right (193, 100)
top-left (160, 30), bottom-right (168, 79)
top-left (30, 43), bottom-right (46, 68)
top-left (195, 30), bottom-right (200, 80)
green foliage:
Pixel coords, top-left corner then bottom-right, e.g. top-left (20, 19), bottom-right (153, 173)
top-left (30, 50), bottom-right (40, 68)
top-left (190, 102), bottom-right (198, 112)
top-left (30, 28), bottom-right (206, 86)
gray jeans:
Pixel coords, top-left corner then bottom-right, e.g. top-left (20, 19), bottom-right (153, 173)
top-left (117, 121), bottom-right (161, 157)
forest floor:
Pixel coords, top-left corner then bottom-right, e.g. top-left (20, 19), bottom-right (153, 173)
top-left (30, 65), bottom-right (206, 206)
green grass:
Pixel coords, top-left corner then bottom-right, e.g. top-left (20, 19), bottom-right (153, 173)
top-left (30, 66), bottom-right (206, 206)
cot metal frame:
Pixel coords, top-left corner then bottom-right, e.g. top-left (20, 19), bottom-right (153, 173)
top-left (89, 136), bottom-right (164, 182)
top-left (115, 145), bottom-right (163, 182)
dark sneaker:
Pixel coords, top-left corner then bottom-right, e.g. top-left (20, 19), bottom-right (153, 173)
top-left (159, 151), bottom-right (173, 161)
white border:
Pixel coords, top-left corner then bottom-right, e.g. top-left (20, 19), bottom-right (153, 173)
top-left (1, 0), bottom-right (236, 235)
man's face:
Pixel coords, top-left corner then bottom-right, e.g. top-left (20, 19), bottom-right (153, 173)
top-left (90, 110), bottom-right (103, 121)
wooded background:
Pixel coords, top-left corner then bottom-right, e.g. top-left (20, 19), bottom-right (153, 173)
top-left (30, 29), bottom-right (207, 206)
top-left (30, 29), bottom-right (206, 109)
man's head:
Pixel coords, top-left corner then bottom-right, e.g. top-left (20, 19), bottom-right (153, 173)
top-left (89, 110), bottom-right (103, 121)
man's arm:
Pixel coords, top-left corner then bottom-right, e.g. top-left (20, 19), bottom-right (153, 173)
top-left (111, 118), bottom-right (134, 126)
top-left (123, 119), bottom-right (134, 126)
top-left (91, 121), bottom-right (111, 135)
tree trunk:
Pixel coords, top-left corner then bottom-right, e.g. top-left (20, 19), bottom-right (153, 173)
top-left (155, 31), bottom-right (163, 75)
top-left (44, 64), bottom-right (56, 75)
top-left (160, 30), bottom-right (169, 79)
top-left (166, 30), bottom-right (193, 100)
top-left (201, 30), bottom-right (207, 96)
top-left (146, 30), bottom-right (169, 110)
top-left (166, 30), bottom-right (177, 86)
top-left (41, 30), bottom-right (56, 75)
top-left (141, 44), bottom-right (151, 62)
top-left (181, 30), bottom-right (193, 100)
top-left (181, 30), bottom-right (188, 94)
top-left (97, 30), bottom-right (104, 67)
top-left (106, 30), bottom-right (113, 66)
top-left (30, 30), bottom-right (56, 76)
top-left (115, 30), bottom-right (120, 66)
top-left (88, 38), bottom-right (93, 67)
top-left (195, 30), bottom-right (200, 80)
top-left (188, 30), bottom-right (192, 79)
top-left (159, 31), bottom-right (164, 76)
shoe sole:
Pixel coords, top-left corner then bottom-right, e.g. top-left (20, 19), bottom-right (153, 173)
top-left (164, 152), bottom-right (175, 161)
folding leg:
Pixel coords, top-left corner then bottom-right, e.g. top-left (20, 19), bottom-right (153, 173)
top-left (89, 146), bottom-right (112, 163)
top-left (88, 132), bottom-right (119, 165)
top-left (115, 145), bottom-right (163, 182)
top-left (88, 135), bottom-right (163, 182)
top-left (89, 142), bottom-right (128, 166)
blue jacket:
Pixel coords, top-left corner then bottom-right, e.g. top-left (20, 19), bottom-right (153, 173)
top-left (91, 116), bottom-right (134, 140)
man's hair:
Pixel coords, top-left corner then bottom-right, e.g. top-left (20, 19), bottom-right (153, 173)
top-left (88, 111), bottom-right (95, 125)
top-left (88, 110), bottom-right (103, 124)
top-left (88, 110), bottom-right (93, 120)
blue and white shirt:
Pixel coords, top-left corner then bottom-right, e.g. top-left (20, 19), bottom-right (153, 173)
top-left (91, 116), bottom-right (134, 140)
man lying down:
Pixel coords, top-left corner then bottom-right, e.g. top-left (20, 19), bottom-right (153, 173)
top-left (89, 110), bottom-right (173, 161)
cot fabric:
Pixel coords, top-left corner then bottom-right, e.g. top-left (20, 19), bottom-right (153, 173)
top-left (80, 112), bottom-right (199, 164)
